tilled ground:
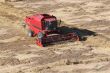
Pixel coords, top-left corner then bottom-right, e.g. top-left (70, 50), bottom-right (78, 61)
top-left (0, 0), bottom-right (110, 73)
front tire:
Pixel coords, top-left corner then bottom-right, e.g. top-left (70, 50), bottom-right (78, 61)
top-left (28, 30), bottom-right (34, 37)
top-left (37, 32), bottom-right (44, 39)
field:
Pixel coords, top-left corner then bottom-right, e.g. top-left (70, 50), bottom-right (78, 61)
top-left (0, 0), bottom-right (110, 73)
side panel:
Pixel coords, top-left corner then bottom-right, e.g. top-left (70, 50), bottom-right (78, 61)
top-left (25, 17), bottom-right (42, 35)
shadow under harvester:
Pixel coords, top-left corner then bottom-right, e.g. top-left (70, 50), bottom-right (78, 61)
top-left (59, 26), bottom-right (97, 41)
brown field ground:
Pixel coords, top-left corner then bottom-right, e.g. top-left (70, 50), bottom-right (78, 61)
top-left (0, 0), bottom-right (110, 73)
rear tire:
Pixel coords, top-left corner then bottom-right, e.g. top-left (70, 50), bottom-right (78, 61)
top-left (28, 30), bottom-right (34, 37)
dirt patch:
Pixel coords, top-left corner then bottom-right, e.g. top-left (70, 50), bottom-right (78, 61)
top-left (0, 0), bottom-right (110, 73)
top-left (0, 28), bottom-right (8, 36)
top-left (0, 36), bottom-right (20, 43)
top-left (0, 57), bottom-right (20, 66)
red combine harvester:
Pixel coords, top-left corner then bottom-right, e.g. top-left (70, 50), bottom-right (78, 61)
top-left (24, 14), bottom-right (79, 47)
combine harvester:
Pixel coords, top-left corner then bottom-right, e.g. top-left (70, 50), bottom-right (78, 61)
top-left (23, 14), bottom-right (79, 47)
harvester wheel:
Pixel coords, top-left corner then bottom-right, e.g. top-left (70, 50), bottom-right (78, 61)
top-left (37, 32), bottom-right (45, 46)
top-left (28, 30), bottom-right (34, 37)
top-left (37, 32), bottom-right (44, 39)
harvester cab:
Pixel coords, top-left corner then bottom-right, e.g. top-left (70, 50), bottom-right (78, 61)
top-left (43, 16), bottom-right (59, 31)
top-left (24, 14), bottom-right (79, 47)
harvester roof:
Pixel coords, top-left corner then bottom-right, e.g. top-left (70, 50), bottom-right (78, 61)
top-left (31, 14), bottom-right (55, 21)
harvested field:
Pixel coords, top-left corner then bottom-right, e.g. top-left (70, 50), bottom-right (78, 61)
top-left (0, 0), bottom-right (110, 73)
